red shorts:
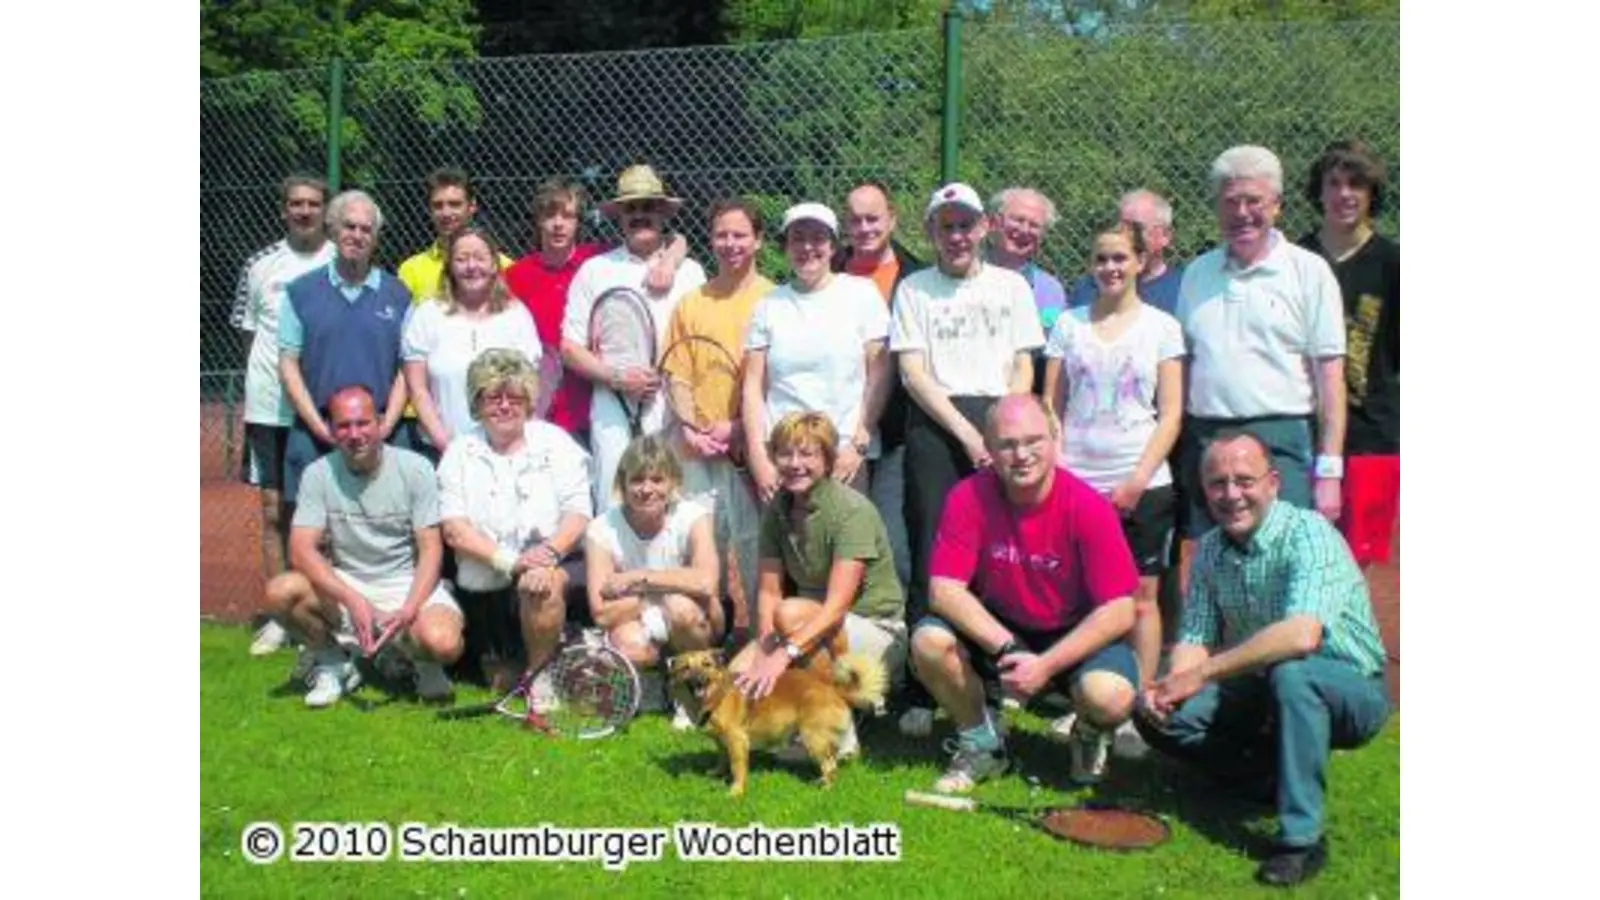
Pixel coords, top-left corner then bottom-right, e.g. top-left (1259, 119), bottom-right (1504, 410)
top-left (1338, 454), bottom-right (1399, 566)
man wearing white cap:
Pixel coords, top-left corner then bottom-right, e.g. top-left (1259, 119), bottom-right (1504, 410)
top-left (561, 164), bottom-right (708, 508)
top-left (889, 182), bottom-right (1046, 736)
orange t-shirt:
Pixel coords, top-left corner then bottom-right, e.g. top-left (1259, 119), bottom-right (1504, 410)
top-left (846, 254), bottom-right (900, 304)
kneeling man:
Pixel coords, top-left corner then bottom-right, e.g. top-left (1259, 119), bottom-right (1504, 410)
top-left (264, 384), bottom-right (465, 707)
top-left (911, 394), bottom-right (1140, 792)
top-left (1137, 431), bottom-right (1389, 888)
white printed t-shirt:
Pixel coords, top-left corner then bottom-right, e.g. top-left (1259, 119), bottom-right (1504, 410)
top-left (402, 301), bottom-right (542, 442)
top-left (1176, 231), bottom-right (1346, 419)
top-left (1044, 303), bottom-right (1185, 493)
top-left (234, 239), bottom-right (336, 425)
top-left (744, 273), bottom-right (890, 455)
top-left (437, 421), bottom-right (594, 591)
top-left (586, 498), bottom-right (710, 573)
top-left (560, 246), bottom-right (707, 434)
top-left (888, 261), bottom-right (1046, 396)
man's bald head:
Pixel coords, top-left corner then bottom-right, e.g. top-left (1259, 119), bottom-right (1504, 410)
top-left (845, 182), bottom-right (896, 259)
top-left (984, 393), bottom-right (1059, 444)
top-left (983, 394), bottom-right (1059, 497)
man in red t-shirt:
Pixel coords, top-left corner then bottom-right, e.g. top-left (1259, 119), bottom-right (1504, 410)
top-left (503, 178), bottom-right (688, 445)
top-left (911, 394), bottom-right (1140, 793)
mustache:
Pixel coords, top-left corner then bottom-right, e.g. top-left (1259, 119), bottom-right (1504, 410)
top-left (628, 217), bottom-right (658, 229)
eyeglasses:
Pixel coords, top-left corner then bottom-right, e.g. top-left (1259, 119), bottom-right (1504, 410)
top-left (620, 201), bottom-right (664, 215)
top-left (480, 390), bottom-right (530, 408)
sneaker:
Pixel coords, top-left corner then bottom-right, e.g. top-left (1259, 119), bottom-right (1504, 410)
top-left (1068, 719), bottom-right (1112, 785)
top-left (528, 668), bottom-right (562, 714)
top-left (1048, 711), bottom-right (1078, 743)
top-left (1111, 719), bottom-right (1149, 760)
top-left (838, 719), bottom-right (860, 761)
top-left (899, 706), bottom-right (934, 738)
top-left (304, 652), bottom-right (358, 708)
top-left (670, 701), bottom-right (696, 732)
top-left (250, 620), bottom-right (290, 656)
top-left (1256, 839), bottom-right (1327, 887)
top-left (933, 737), bottom-right (1010, 794)
top-left (414, 661), bottom-right (454, 702)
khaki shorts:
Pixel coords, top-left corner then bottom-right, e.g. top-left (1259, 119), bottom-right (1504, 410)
top-left (681, 456), bottom-right (762, 624)
top-left (843, 613), bottom-right (909, 692)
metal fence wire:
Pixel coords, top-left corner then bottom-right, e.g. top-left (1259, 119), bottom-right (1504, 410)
top-left (200, 20), bottom-right (1399, 621)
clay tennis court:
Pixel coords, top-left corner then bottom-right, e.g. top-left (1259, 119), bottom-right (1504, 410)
top-left (199, 400), bottom-right (1400, 703)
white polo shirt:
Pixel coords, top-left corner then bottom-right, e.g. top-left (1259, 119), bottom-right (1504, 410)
top-left (888, 261), bottom-right (1045, 396)
top-left (1176, 232), bottom-right (1345, 419)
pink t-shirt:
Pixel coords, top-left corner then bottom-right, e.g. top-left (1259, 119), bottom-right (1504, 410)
top-left (929, 467), bottom-right (1139, 631)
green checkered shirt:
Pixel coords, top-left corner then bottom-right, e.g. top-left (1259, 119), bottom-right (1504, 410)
top-left (1178, 500), bottom-right (1386, 677)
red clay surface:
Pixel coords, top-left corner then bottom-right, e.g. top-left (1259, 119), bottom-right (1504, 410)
top-left (198, 401), bottom-right (1400, 703)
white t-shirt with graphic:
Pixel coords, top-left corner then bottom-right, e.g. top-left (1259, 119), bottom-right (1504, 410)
top-left (586, 498), bottom-right (710, 573)
top-left (235, 239), bottom-right (336, 425)
top-left (1044, 303), bottom-right (1185, 493)
top-left (889, 261), bottom-right (1045, 396)
top-left (744, 273), bottom-right (889, 455)
top-left (402, 301), bottom-right (542, 443)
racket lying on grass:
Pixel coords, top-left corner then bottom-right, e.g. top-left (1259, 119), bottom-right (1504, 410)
top-left (588, 286), bottom-right (658, 437)
top-left (657, 333), bottom-right (748, 467)
top-left (437, 629), bottom-right (642, 740)
top-left (903, 790), bottom-right (1170, 851)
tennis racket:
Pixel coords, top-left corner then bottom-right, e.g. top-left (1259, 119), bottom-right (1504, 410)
top-left (588, 286), bottom-right (658, 437)
top-left (657, 333), bottom-right (746, 465)
top-left (437, 630), bottom-right (641, 740)
top-left (903, 790), bottom-right (1171, 852)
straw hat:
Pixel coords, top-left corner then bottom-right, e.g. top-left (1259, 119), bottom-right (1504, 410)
top-left (599, 164), bottom-right (683, 218)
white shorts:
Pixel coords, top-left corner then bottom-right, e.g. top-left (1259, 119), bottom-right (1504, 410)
top-left (681, 456), bottom-right (761, 623)
top-left (331, 569), bottom-right (462, 626)
top-left (844, 613), bottom-right (909, 691)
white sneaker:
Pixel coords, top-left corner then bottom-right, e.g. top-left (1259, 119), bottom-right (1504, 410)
top-left (304, 651), bottom-right (358, 708)
top-left (1048, 711), bottom-right (1078, 743)
top-left (528, 668), bottom-right (562, 714)
top-left (899, 706), bottom-right (934, 738)
top-left (250, 620), bottom-right (290, 656)
top-left (838, 720), bottom-right (860, 761)
top-left (1068, 719), bottom-right (1112, 785)
top-left (670, 701), bottom-right (696, 732)
top-left (414, 661), bottom-right (454, 702)
top-left (1111, 719), bottom-right (1149, 760)
top-left (933, 737), bottom-right (1010, 794)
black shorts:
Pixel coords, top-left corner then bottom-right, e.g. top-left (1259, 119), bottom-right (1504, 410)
top-left (453, 555), bottom-right (593, 666)
top-left (241, 423), bottom-right (289, 490)
top-left (1120, 485), bottom-right (1175, 577)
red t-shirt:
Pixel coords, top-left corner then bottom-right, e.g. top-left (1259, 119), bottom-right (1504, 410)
top-left (929, 467), bottom-right (1139, 631)
top-left (504, 243), bottom-right (604, 435)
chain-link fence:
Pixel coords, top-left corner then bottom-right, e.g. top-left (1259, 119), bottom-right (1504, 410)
top-left (200, 19), bottom-right (1399, 621)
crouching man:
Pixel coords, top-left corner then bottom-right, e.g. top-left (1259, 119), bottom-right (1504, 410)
top-left (1136, 431), bottom-right (1390, 888)
top-left (909, 394), bottom-right (1140, 792)
top-left (263, 384), bottom-right (465, 707)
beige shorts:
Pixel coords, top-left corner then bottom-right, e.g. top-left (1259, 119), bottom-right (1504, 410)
top-left (330, 569), bottom-right (461, 630)
top-left (843, 613), bottom-right (909, 691)
top-left (680, 456), bottom-right (762, 622)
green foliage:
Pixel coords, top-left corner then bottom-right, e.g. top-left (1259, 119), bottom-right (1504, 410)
top-left (200, 0), bottom-right (479, 77)
top-left (201, 624), bottom-right (1400, 896)
top-left (724, 0), bottom-right (949, 42)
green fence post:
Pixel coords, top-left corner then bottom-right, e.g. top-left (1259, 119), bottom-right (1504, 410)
top-left (326, 56), bottom-right (344, 193)
top-left (941, 6), bottom-right (964, 184)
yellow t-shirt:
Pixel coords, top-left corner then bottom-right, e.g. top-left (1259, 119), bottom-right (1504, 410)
top-left (661, 275), bottom-right (775, 426)
top-left (396, 244), bottom-right (514, 418)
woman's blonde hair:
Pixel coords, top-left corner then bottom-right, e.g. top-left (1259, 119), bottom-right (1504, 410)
top-left (767, 411), bottom-right (838, 473)
top-left (612, 434), bottom-right (684, 502)
top-left (465, 348), bottom-right (540, 422)
top-left (438, 225), bottom-right (511, 314)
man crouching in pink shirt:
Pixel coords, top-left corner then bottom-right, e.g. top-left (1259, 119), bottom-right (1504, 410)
top-left (909, 393), bottom-right (1140, 793)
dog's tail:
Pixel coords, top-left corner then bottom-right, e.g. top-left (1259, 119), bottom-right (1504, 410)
top-left (830, 653), bottom-right (889, 710)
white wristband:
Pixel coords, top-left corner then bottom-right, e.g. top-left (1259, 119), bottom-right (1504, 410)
top-left (1313, 455), bottom-right (1344, 480)
top-left (491, 548), bottom-right (518, 578)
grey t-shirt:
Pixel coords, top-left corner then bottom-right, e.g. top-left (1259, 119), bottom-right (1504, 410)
top-left (292, 445), bottom-right (440, 582)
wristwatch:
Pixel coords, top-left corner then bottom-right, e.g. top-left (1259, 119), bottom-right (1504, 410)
top-left (993, 638), bottom-right (1021, 662)
top-left (782, 639), bottom-right (805, 661)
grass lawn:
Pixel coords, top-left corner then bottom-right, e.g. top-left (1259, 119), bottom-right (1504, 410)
top-left (200, 623), bottom-right (1399, 898)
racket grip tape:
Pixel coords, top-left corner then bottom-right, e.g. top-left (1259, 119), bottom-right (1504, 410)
top-left (904, 791), bottom-right (978, 812)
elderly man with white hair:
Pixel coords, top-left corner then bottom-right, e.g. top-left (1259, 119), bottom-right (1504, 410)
top-left (1174, 145), bottom-right (1347, 543)
top-left (1069, 189), bottom-right (1185, 315)
top-left (986, 186), bottom-right (1068, 334)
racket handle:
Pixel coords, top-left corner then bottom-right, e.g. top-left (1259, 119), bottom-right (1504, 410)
top-left (904, 790), bottom-right (978, 812)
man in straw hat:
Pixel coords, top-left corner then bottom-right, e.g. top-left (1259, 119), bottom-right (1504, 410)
top-left (560, 164), bottom-right (707, 508)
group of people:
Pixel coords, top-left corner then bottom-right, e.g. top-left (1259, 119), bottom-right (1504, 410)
top-left (228, 138), bottom-right (1398, 887)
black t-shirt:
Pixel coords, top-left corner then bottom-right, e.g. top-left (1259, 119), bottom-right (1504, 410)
top-left (1298, 231), bottom-right (1400, 455)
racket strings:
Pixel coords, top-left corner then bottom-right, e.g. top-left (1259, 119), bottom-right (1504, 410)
top-left (660, 336), bottom-right (741, 430)
top-left (591, 296), bottom-right (656, 369)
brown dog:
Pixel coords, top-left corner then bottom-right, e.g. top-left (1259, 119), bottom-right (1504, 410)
top-left (666, 648), bottom-right (888, 797)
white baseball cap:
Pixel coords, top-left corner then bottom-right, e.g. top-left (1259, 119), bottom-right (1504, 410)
top-left (781, 202), bottom-right (839, 237)
top-left (925, 182), bottom-right (985, 220)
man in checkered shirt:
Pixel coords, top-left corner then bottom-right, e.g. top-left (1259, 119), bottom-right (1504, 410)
top-left (1136, 430), bottom-right (1389, 888)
